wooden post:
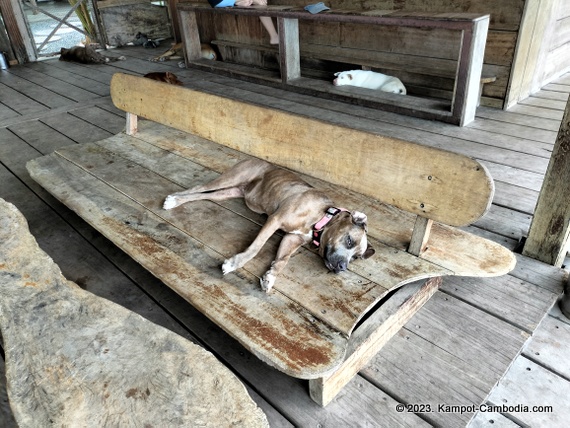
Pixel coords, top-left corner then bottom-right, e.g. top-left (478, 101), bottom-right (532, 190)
top-left (0, 0), bottom-right (36, 63)
top-left (277, 17), bottom-right (300, 82)
top-left (452, 16), bottom-right (489, 126)
top-left (523, 95), bottom-right (570, 266)
top-left (408, 216), bottom-right (433, 256)
top-left (126, 112), bottom-right (137, 136)
top-left (178, 10), bottom-right (202, 63)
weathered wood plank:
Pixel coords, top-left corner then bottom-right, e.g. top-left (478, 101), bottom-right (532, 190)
top-left (408, 216), bottom-right (433, 256)
top-left (0, 72), bottom-right (75, 109)
top-left (111, 73), bottom-right (494, 226)
top-left (485, 357), bottom-right (570, 427)
top-left (46, 58), bottom-right (116, 85)
top-left (197, 74), bottom-right (553, 170)
top-left (524, 95), bottom-right (570, 266)
top-left (477, 105), bottom-right (562, 132)
top-left (468, 117), bottom-right (558, 145)
top-left (472, 204), bottom-right (531, 243)
top-left (492, 181), bottom-right (538, 215)
top-left (0, 199), bottom-right (269, 428)
top-left (98, 2), bottom-right (171, 46)
top-left (27, 61), bottom-right (111, 97)
top-left (0, 102), bottom-right (20, 122)
top-left (40, 112), bottom-right (114, 144)
top-left (509, 254), bottom-right (566, 294)
top-left (468, 411), bottom-right (522, 427)
top-left (68, 105), bottom-right (125, 134)
top-left (7, 64), bottom-right (99, 103)
top-left (27, 153), bottom-right (350, 378)
top-left (364, 291), bottom-right (530, 427)
top-left (522, 314), bottom-right (570, 379)
top-left (0, 82), bottom-right (49, 116)
top-left (441, 274), bottom-right (559, 333)
top-left (8, 120), bottom-right (77, 155)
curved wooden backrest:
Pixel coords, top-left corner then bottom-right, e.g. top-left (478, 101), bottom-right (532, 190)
top-left (111, 73), bottom-right (494, 226)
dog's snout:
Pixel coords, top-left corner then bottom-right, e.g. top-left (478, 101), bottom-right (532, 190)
top-left (334, 260), bottom-right (347, 273)
top-left (326, 257), bottom-right (348, 274)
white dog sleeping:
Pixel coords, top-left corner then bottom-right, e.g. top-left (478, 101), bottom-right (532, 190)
top-left (333, 70), bottom-right (407, 94)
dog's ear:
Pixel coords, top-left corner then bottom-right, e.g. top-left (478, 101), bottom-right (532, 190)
top-left (362, 244), bottom-right (375, 259)
top-left (347, 74), bottom-right (353, 80)
top-left (351, 211), bottom-right (368, 230)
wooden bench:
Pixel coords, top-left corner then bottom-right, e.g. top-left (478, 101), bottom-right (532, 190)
top-left (0, 199), bottom-right (269, 427)
top-left (176, 3), bottom-right (490, 126)
top-left (26, 73), bottom-right (516, 406)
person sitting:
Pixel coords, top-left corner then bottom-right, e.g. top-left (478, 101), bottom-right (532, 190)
top-left (207, 0), bottom-right (279, 45)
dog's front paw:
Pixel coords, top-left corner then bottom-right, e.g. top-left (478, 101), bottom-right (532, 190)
top-left (222, 257), bottom-right (239, 275)
top-left (260, 272), bottom-right (276, 293)
top-left (163, 195), bottom-right (179, 210)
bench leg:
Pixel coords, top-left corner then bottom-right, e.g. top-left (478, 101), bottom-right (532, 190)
top-left (178, 10), bottom-right (202, 63)
top-left (126, 112), bottom-right (137, 136)
top-left (278, 17), bottom-right (300, 82)
top-left (309, 277), bottom-right (441, 406)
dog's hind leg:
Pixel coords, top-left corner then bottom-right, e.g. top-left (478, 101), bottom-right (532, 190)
top-left (163, 187), bottom-right (243, 210)
top-left (163, 159), bottom-right (270, 210)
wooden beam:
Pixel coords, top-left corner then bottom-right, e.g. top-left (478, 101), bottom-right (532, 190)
top-left (309, 277), bottom-right (441, 406)
top-left (408, 216), bottom-right (433, 256)
top-left (126, 112), bottom-right (137, 135)
top-left (523, 95), bottom-right (570, 266)
top-left (278, 17), bottom-right (300, 82)
top-left (178, 9), bottom-right (201, 62)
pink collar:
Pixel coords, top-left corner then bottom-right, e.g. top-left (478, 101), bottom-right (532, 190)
top-left (313, 207), bottom-right (348, 246)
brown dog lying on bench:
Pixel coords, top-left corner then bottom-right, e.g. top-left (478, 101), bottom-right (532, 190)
top-left (163, 159), bottom-right (375, 292)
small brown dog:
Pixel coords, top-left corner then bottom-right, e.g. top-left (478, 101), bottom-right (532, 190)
top-left (143, 72), bottom-right (183, 86)
top-left (163, 159), bottom-right (375, 292)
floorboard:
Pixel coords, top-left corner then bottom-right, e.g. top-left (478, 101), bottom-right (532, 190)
top-left (1, 48), bottom-right (569, 427)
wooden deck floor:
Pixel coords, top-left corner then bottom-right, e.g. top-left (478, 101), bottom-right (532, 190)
top-left (1, 44), bottom-right (569, 427)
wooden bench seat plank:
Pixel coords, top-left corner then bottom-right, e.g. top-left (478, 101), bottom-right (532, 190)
top-left (110, 73), bottom-right (493, 226)
top-left (48, 137), bottom-right (454, 335)
top-left (26, 154), bottom-right (349, 379)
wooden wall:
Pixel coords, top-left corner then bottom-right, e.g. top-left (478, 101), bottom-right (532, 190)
top-left (98, 0), bottom-right (172, 46)
top-left (506, 0), bottom-right (570, 108)
top-left (190, 0), bottom-right (523, 108)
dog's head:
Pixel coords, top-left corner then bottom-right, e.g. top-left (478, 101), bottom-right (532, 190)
top-left (332, 71), bottom-right (352, 86)
top-left (318, 211), bottom-right (375, 273)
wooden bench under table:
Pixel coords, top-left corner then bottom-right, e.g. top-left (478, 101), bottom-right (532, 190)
top-left (177, 3), bottom-right (490, 126)
top-left (27, 73), bottom-right (516, 406)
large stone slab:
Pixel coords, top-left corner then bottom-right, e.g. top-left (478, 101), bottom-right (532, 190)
top-left (0, 198), bottom-right (268, 428)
